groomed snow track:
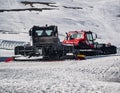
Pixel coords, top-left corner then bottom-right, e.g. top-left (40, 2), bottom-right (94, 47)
top-left (0, 55), bottom-right (120, 93)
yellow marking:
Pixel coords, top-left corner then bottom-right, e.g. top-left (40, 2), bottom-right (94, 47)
top-left (77, 54), bottom-right (85, 58)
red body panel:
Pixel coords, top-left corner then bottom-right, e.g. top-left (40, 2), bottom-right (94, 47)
top-left (62, 31), bottom-right (94, 48)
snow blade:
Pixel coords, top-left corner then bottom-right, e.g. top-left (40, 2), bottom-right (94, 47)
top-left (13, 55), bottom-right (43, 61)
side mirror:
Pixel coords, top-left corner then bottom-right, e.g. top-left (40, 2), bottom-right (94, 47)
top-left (70, 36), bottom-right (74, 40)
top-left (29, 29), bottom-right (32, 36)
top-left (65, 32), bottom-right (68, 40)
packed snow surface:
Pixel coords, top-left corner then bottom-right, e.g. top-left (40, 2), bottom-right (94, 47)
top-left (0, 0), bottom-right (120, 93)
top-left (0, 55), bottom-right (120, 93)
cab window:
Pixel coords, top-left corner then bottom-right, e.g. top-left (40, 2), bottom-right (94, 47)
top-left (35, 30), bottom-right (53, 37)
top-left (86, 33), bottom-right (93, 44)
top-left (35, 30), bottom-right (43, 36)
top-left (70, 33), bottom-right (82, 39)
top-left (45, 30), bottom-right (53, 36)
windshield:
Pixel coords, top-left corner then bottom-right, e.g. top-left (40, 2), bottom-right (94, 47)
top-left (35, 30), bottom-right (43, 36)
top-left (45, 30), bottom-right (53, 36)
top-left (70, 33), bottom-right (82, 39)
top-left (35, 29), bottom-right (53, 37)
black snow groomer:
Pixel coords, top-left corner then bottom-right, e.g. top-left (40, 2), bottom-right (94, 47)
top-left (14, 25), bottom-right (80, 61)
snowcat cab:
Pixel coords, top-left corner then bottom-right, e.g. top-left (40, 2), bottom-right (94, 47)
top-left (63, 31), bottom-right (97, 48)
top-left (63, 31), bottom-right (117, 56)
top-left (29, 25), bottom-right (59, 47)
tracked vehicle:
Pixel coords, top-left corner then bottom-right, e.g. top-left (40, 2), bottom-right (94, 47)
top-left (14, 25), bottom-right (81, 61)
top-left (63, 31), bottom-right (117, 56)
top-left (14, 26), bottom-right (116, 61)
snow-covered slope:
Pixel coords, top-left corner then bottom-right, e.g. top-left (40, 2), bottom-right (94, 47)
top-left (0, 0), bottom-right (120, 46)
top-left (0, 0), bottom-right (120, 93)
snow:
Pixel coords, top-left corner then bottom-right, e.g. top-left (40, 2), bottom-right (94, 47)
top-left (0, 55), bottom-right (120, 93)
top-left (0, 0), bottom-right (120, 45)
top-left (0, 0), bottom-right (120, 92)
top-left (0, 49), bottom-right (14, 57)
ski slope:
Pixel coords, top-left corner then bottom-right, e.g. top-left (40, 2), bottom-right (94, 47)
top-left (0, 0), bottom-right (120, 93)
top-left (0, 55), bottom-right (120, 93)
top-left (0, 0), bottom-right (120, 45)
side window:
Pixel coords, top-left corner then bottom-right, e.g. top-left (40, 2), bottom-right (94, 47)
top-left (86, 34), bottom-right (93, 41)
top-left (86, 33), bottom-right (93, 44)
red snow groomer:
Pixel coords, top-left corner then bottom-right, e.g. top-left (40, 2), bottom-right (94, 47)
top-left (62, 31), bottom-right (117, 56)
